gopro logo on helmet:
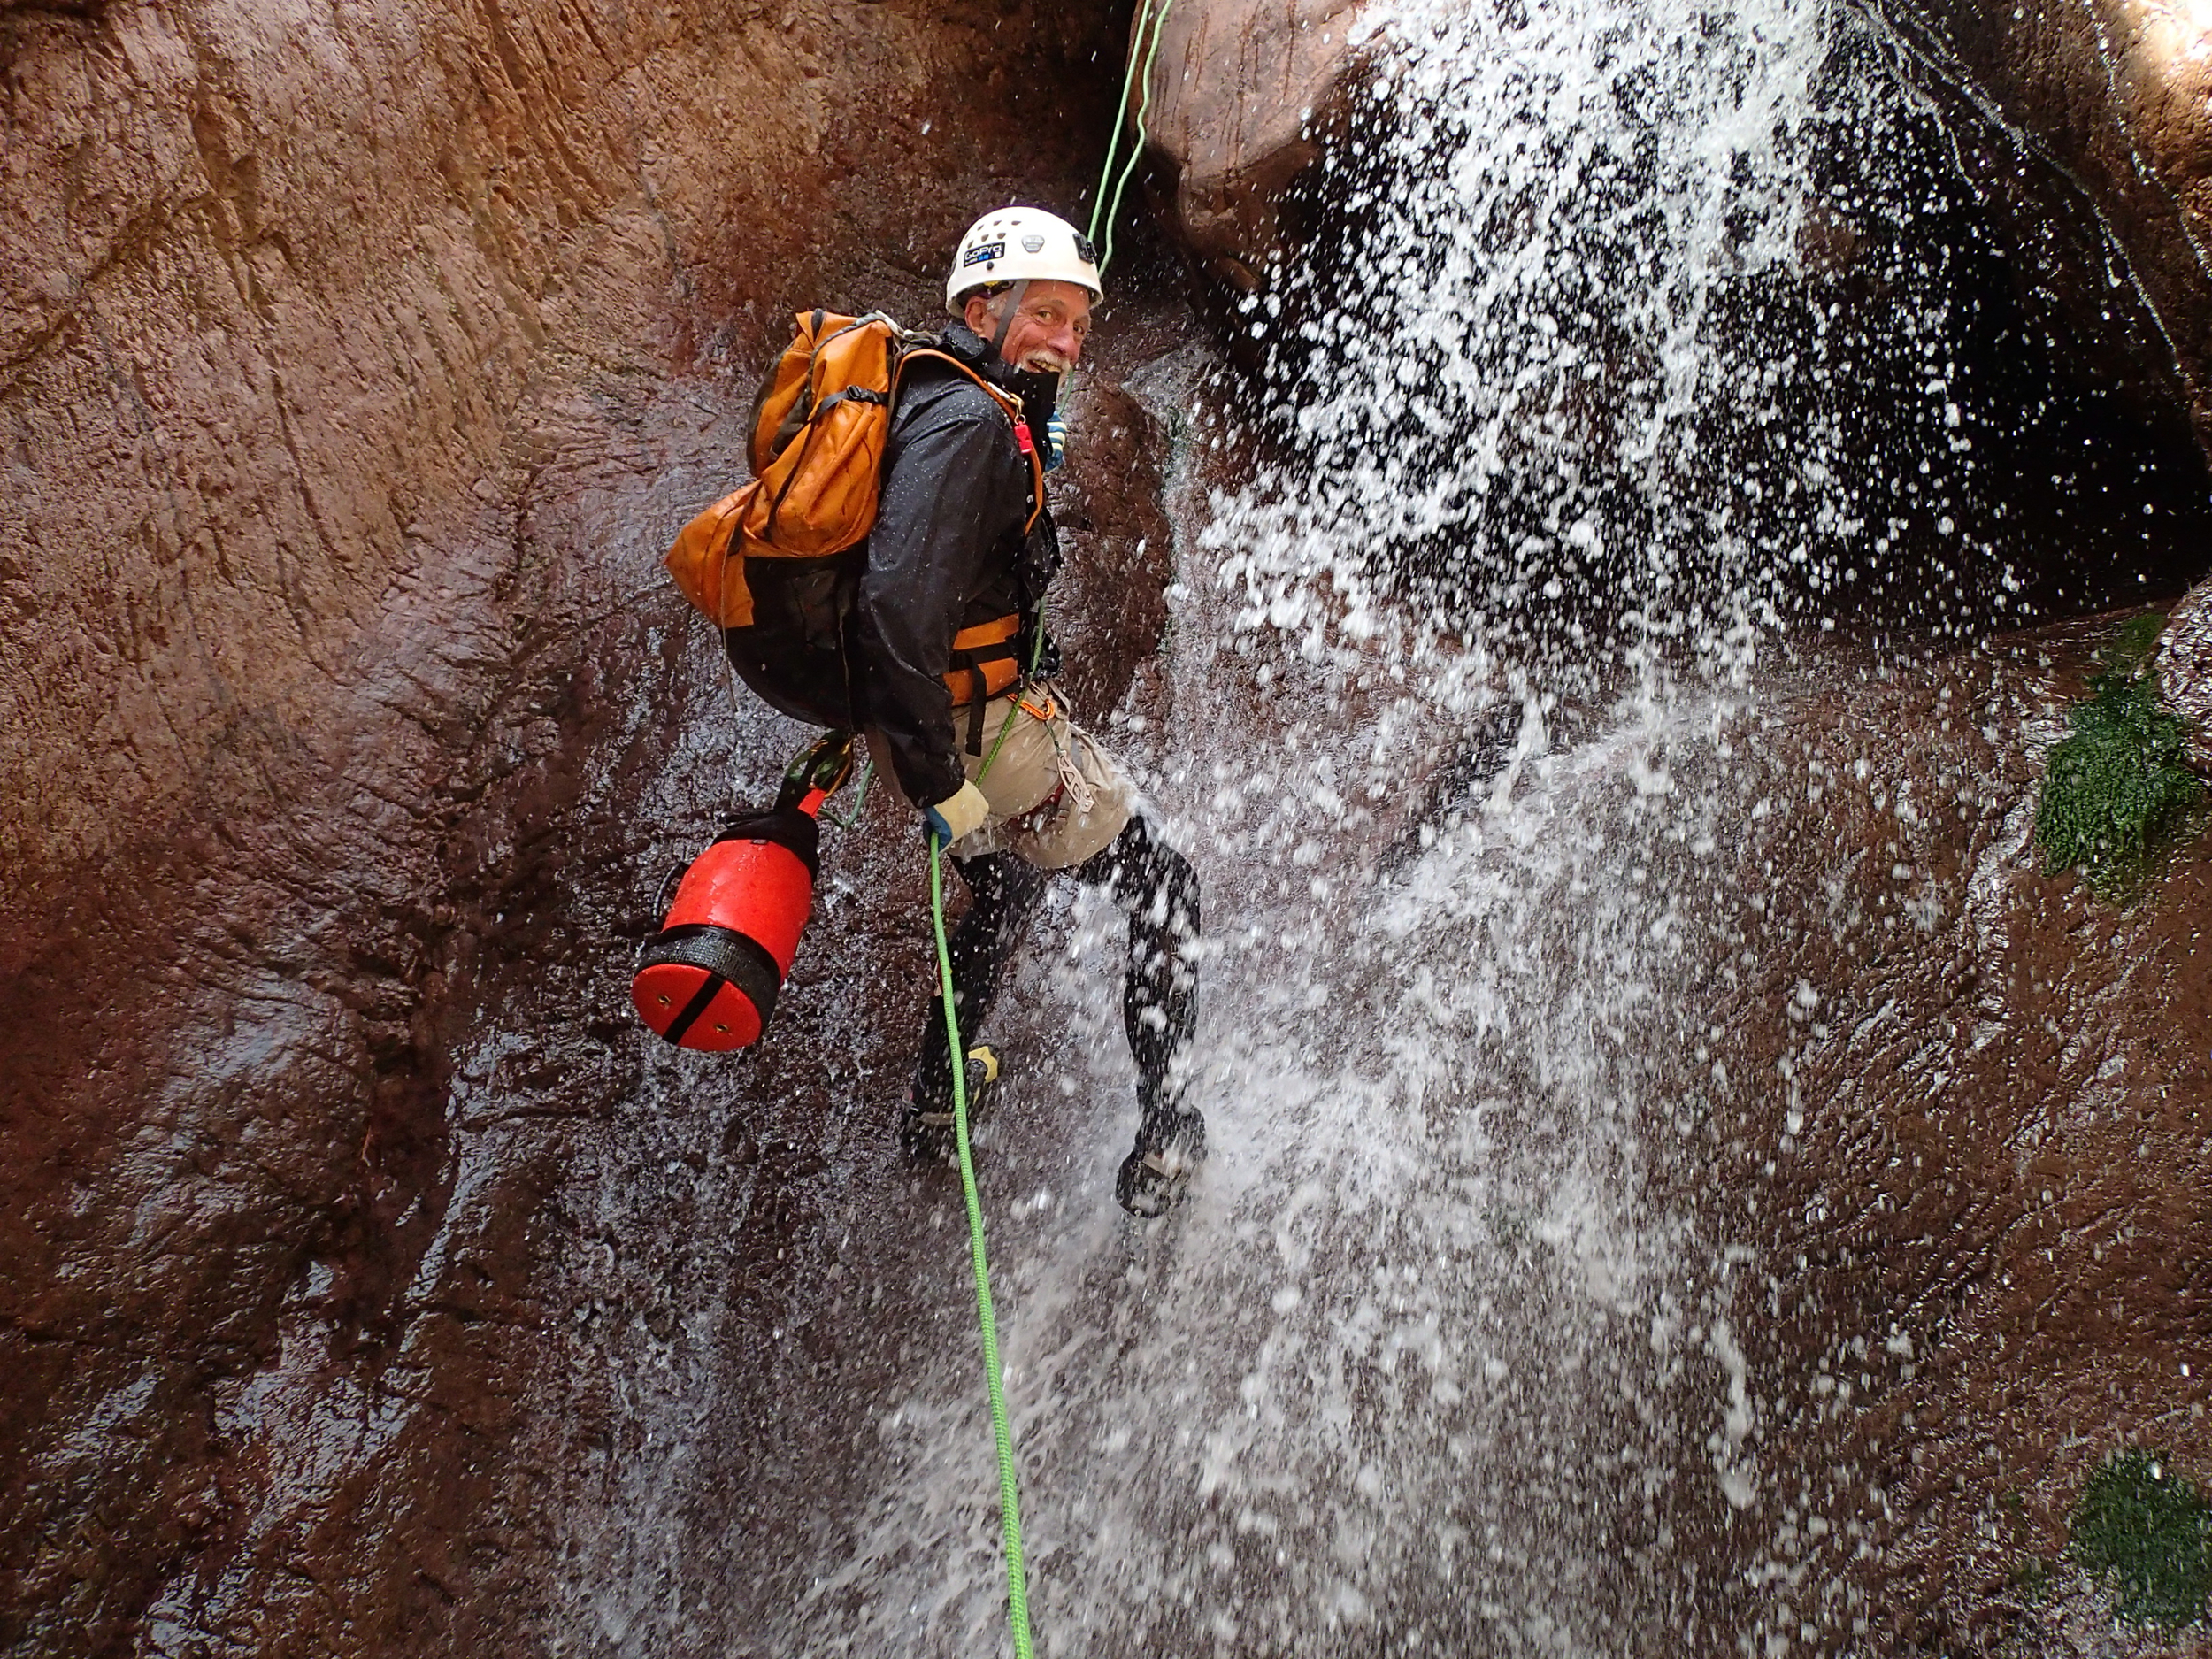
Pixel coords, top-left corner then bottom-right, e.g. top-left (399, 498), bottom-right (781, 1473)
top-left (962, 240), bottom-right (1006, 267)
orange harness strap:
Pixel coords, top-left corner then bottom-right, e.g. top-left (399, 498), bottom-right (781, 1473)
top-left (945, 659), bottom-right (1024, 708)
top-left (951, 615), bottom-right (1020, 652)
top-left (945, 611), bottom-right (1026, 755)
top-left (945, 613), bottom-right (1024, 708)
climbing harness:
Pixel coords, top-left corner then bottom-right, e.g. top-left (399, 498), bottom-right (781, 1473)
top-left (950, 612), bottom-right (1032, 757)
top-left (928, 831), bottom-right (1035, 1658)
top-left (1088, 0), bottom-right (1178, 278)
top-left (969, 597), bottom-right (1057, 789)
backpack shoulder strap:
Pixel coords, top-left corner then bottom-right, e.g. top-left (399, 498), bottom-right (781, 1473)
top-left (891, 348), bottom-right (1047, 533)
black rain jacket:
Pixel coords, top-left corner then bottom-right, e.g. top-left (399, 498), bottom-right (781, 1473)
top-left (723, 323), bottom-right (1058, 810)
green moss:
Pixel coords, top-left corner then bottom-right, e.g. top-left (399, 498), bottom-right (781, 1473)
top-left (2033, 615), bottom-right (2206, 902)
top-left (2068, 1448), bottom-right (2212, 1627)
top-left (2109, 611), bottom-right (2169, 672)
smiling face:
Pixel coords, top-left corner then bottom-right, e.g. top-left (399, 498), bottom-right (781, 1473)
top-left (963, 278), bottom-right (1094, 373)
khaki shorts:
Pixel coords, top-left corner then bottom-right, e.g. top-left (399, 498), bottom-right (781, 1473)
top-left (870, 684), bottom-right (1133, 870)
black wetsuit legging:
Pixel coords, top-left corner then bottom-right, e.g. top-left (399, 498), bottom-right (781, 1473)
top-left (912, 816), bottom-right (1199, 1133)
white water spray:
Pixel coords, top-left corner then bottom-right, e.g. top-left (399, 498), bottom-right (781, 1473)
top-left (1215, 0), bottom-right (1987, 679)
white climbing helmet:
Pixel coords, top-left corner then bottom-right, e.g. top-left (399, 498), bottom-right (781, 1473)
top-left (945, 206), bottom-right (1104, 316)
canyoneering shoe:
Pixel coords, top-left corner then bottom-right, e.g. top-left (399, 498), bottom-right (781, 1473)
top-left (1116, 1104), bottom-right (1206, 1217)
top-left (899, 1045), bottom-right (1001, 1165)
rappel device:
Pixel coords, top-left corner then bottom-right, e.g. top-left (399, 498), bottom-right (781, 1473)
top-left (631, 733), bottom-right (857, 1050)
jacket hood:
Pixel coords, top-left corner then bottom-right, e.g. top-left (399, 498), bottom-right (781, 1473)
top-left (938, 322), bottom-right (1012, 385)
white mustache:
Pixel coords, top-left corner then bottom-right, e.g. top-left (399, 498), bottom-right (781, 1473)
top-left (1018, 349), bottom-right (1072, 374)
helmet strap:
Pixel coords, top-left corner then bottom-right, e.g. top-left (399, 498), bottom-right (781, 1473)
top-left (989, 280), bottom-right (1030, 363)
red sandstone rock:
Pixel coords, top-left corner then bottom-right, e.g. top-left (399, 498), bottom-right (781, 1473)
top-left (12, 0), bottom-right (2212, 1648)
top-left (1698, 619), bottom-right (2212, 1647)
top-left (1132, 0), bottom-right (1373, 293)
top-left (0, 0), bottom-right (1144, 1648)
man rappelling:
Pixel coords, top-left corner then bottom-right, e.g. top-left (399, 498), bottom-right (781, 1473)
top-left (642, 208), bottom-right (1204, 1216)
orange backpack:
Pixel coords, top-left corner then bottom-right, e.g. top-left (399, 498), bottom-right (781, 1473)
top-left (666, 311), bottom-right (1044, 630)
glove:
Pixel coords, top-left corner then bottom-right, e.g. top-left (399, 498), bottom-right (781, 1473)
top-left (922, 780), bottom-right (991, 847)
top-left (1042, 411), bottom-right (1068, 472)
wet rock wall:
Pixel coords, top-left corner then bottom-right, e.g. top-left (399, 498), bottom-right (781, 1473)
top-left (1695, 624), bottom-right (2212, 1650)
top-left (1869, 0), bottom-right (2212, 456)
top-left (0, 0), bottom-right (1152, 1648)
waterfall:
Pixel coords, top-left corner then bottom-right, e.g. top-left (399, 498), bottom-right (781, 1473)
top-left (1216, 0), bottom-right (2013, 680)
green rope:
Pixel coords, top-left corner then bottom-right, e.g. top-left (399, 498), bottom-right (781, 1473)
top-left (822, 757), bottom-right (873, 828)
top-left (974, 599), bottom-right (1049, 787)
top-left (1087, 0), bottom-right (1176, 275)
top-left (928, 834), bottom-right (1034, 1658)
top-left (1087, 0), bottom-right (1155, 245)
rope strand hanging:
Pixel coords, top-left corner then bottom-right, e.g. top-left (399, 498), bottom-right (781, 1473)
top-left (1088, 0), bottom-right (1176, 276)
top-left (928, 834), bottom-right (1034, 1658)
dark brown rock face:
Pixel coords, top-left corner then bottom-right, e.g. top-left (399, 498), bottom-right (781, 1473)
top-left (0, 0), bottom-right (1155, 1649)
top-left (1872, 0), bottom-right (2212, 453)
top-left (1858, 0), bottom-right (2203, 457)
